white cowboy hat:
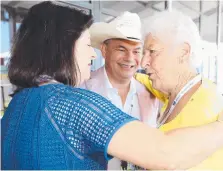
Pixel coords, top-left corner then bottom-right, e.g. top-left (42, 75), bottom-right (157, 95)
top-left (89, 11), bottom-right (142, 49)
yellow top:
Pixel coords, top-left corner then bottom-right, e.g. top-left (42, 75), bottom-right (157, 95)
top-left (135, 73), bottom-right (168, 113)
top-left (135, 73), bottom-right (223, 170)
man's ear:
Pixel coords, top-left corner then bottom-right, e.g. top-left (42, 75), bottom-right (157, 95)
top-left (100, 43), bottom-right (107, 59)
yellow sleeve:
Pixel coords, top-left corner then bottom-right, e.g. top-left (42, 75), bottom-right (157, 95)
top-left (135, 73), bottom-right (168, 103)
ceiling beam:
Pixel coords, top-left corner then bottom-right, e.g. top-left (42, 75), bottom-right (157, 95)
top-left (178, 1), bottom-right (201, 13)
top-left (101, 1), bottom-right (120, 8)
top-left (136, 1), bottom-right (148, 7)
top-left (102, 8), bottom-right (121, 17)
top-left (205, 5), bottom-right (223, 16)
top-left (131, 1), bottom-right (162, 13)
top-left (193, 6), bottom-right (223, 23)
top-left (106, 16), bottom-right (116, 23)
top-left (7, 1), bottom-right (21, 7)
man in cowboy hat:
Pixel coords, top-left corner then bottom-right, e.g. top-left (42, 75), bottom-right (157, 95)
top-left (80, 11), bottom-right (160, 170)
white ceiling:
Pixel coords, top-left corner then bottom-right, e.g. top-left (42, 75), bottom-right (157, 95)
top-left (1, 0), bottom-right (223, 43)
top-left (101, 0), bottom-right (223, 43)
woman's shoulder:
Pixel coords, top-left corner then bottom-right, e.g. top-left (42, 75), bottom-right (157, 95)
top-left (41, 83), bottom-right (103, 97)
top-left (200, 79), bottom-right (223, 100)
top-left (191, 79), bottom-right (223, 117)
top-left (42, 83), bottom-right (112, 109)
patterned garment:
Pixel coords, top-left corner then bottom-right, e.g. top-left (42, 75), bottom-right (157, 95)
top-left (1, 83), bottom-right (137, 170)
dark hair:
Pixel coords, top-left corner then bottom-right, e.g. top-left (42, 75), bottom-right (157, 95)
top-left (8, 1), bottom-right (93, 91)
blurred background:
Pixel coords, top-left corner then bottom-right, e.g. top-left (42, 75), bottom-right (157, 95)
top-left (1, 0), bottom-right (223, 114)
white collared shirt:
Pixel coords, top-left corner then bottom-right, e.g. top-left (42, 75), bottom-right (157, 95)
top-left (94, 67), bottom-right (141, 120)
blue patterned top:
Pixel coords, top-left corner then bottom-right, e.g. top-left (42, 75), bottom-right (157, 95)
top-left (1, 83), bottom-right (136, 170)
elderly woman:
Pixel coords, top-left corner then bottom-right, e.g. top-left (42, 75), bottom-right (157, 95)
top-left (136, 10), bottom-right (223, 169)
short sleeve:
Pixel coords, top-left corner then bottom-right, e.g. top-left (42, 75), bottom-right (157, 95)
top-left (45, 86), bottom-right (137, 161)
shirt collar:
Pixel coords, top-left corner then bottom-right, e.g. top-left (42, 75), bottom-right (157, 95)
top-left (102, 66), bottom-right (137, 95)
top-left (103, 66), bottom-right (114, 90)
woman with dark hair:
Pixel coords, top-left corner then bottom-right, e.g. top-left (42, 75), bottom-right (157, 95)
top-left (1, 1), bottom-right (223, 170)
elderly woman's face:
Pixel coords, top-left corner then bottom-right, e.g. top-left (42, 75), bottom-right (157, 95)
top-left (141, 34), bottom-right (186, 93)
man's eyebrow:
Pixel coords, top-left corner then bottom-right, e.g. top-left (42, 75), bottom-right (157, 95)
top-left (134, 47), bottom-right (142, 50)
top-left (116, 45), bottom-right (127, 49)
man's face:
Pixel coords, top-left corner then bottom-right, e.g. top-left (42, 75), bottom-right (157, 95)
top-left (101, 39), bottom-right (142, 81)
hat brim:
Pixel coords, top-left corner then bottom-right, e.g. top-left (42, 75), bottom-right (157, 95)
top-left (89, 22), bottom-right (141, 49)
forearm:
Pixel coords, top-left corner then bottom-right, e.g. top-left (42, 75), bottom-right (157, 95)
top-left (160, 121), bottom-right (223, 169)
top-left (108, 120), bottom-right (223, 170)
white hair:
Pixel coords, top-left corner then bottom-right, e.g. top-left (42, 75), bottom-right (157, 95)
top-left (142, 10), bottom-right (202, 68)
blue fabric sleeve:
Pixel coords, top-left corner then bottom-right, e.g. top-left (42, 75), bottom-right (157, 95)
top-left (46, 86), bottom-right (137, 161)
